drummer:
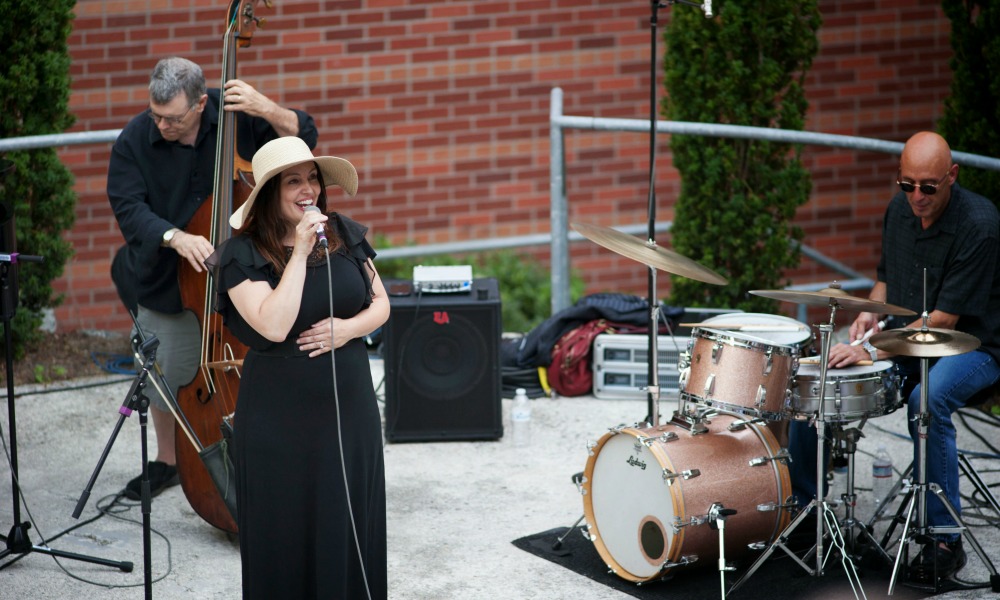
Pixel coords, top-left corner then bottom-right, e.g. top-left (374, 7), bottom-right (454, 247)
top-left (818, 131), bottom-right (1000, 584)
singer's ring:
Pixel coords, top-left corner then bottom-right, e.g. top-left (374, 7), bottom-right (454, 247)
top-left (320, 341), bottom-right (324, 349)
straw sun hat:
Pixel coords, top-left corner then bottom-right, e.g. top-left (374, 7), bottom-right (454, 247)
top-left (229, 136), bottom-right (358, 229)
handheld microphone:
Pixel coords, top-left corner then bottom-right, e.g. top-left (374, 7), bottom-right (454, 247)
top-left (703, 0), bottom-right (712, 18)
top-left (303, 205), bottom-right (328, 248)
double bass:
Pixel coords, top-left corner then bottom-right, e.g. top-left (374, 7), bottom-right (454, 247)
top-left (171, 0), bottom-right (272, 533)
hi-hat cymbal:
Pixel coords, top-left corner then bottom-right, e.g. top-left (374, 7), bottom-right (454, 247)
top-left (869, 328), bottom-right (981, 358)
top-left (750, 286), bottom-right (917, 316)
top-left (572, 222), bottom-right (727, 285)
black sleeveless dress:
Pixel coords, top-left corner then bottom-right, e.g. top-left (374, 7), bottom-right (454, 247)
top-left (213, 214), bottom-right (387, 600)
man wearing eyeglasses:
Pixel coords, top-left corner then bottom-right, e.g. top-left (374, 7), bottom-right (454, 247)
top-left (821, 131), bottom-right (1000, 583)
top-left (107, 56), bottom-right (318, 501)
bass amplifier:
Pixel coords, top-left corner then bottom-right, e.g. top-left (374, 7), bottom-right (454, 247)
top-left (592, 334), bottom-right (689, 400)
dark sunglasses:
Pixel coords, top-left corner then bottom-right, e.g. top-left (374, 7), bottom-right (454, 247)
top-left (896, 169), bottom-right (950, 195)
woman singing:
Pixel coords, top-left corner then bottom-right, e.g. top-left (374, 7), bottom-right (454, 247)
top-left (212, 136), bottom-right (389, 599)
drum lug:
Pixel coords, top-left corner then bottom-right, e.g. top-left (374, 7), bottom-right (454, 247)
top-left (747, 541), bottom-right (768, 551)
top-left (661, 554), bottom-right (698, 569)
top-left (672, 514), bottom-right (708, 531)
top-left (753, 384), bottom-right (767, 410)
top-left (703, 373), bottom-right (715, 397)
top-left (638, 431), bottom-right (678, 447)
top-left (749, 448), bottom-right (789, 467)
top-left (763, 350), bottom-right (774, 376)
top-left (711, 341), bottom-right (722, 364)
top-left (586, 440), bottom-right (597, 456)
top-left (662, 468), bottom-right (700, 486)
top-left (726, 416), bottom-right (765, 432)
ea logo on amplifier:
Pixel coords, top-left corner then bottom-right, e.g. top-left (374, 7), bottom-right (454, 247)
top-left (433, 311), bottom-right (449, 325)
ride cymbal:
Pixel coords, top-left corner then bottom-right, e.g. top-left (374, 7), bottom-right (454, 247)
top-left (750, 286), bottom-right (917, 316)
top-left (572, 222), bottom-right (727, 285)
top-left (869, 328), bottom-right (981, 358)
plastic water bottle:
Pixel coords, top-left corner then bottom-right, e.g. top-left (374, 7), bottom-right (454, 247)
top-left (872, 444), bottom-right (895, 508)
top-left (511, 388), bottom-right (531, 447)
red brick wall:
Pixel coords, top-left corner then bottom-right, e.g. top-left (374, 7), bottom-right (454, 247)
top-left (55, 0), bottom-right (953, 333)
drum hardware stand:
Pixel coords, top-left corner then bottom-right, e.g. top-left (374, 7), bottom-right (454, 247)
top-left (710, 503), bottom-right (738, 600)
top-left (0, 164), bottom-right (132, 573)
top-left (881, 291), bottom-right (1000, 594)
top-left (829, 422), bottom-right (895, 565)
top-left (73, 335), bottom-right (160, 600)
top-left (884, 359), bottom-right (1000, 592)
top-left (553, 472), bottom-right (588, 551)
top-left (730, 308), bottom-right (867, 598)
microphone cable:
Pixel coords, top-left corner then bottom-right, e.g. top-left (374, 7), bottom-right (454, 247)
top-left (319, 243), bottom-right (372, 600)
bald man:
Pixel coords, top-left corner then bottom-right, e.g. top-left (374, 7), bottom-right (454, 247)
top-left (822, 131), bottom-right (1000, 582)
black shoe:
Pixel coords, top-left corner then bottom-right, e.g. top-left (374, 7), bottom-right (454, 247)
top-left (909, 539), bottom-right (966, 583)
top-left (124, 461), bottom-right (179, 500)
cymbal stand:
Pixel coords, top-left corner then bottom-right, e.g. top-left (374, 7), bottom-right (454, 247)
top-left (887, 322), bottom-right (1000, 593)
top-left (641, 0), bottom-right (713, 427)
top-left (730, 304), bottom-right (865, 598)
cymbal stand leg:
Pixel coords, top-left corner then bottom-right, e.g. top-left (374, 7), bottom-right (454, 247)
top-left (889, 354), bottom-right (930, 594)
top-left (822, 502), bottom-right (867, 599)
top-left (728, 500), bottom-right (819, 595)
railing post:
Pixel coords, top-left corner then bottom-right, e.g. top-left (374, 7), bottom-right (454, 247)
top-left (550, 87), bottom-right (570, 314)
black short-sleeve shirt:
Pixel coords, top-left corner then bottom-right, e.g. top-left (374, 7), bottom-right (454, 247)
top-left (877, 183), bottom-right (1000, 364)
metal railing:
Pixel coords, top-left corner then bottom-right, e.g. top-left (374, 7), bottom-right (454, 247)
top-left (4, 89), bottom-right (1000, 322)
top-left (548, 87), bottom-right (1000, 317)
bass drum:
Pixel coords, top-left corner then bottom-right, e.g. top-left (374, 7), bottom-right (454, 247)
top-left (582, 413), bottom-right (792, 583)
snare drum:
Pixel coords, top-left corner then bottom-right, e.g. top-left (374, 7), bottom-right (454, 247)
top-left (582, 413), bottom-right (792, 583)
top-left (787, 361), bottom-right (901, 422)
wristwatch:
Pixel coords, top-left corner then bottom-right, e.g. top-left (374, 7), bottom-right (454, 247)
top-left (161, 228), bottom-right (180, 248)
top-left (862, 340), bottom-right (878, 362)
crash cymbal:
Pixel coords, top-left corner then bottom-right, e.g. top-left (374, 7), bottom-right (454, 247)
top-left (572, 222), bottom-right (727, 286)
top-left (869, 328), bottom-right (981, 358)
top-left (750, 286), bottom-right (917, 316)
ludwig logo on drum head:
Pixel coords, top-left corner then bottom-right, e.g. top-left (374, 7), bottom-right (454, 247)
top-left (626, 455), bottom-right (647, 470)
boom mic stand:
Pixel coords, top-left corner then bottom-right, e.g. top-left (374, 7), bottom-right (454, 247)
top-left (73, 335), bottom-right (160, 599)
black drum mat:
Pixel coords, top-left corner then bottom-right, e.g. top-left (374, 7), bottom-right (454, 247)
top-left (512, 526), bottom-right (931, 599)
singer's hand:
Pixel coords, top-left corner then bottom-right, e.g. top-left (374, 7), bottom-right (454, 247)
top-left (297, 317), bottom-right (352, 357)
top-left (293, 208), bottom-right (327, 255)
top-left (169, 231), bottom-right (215, 273)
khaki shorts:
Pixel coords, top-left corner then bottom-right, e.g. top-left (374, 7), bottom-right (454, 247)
top-left (132, 305), bottom-right (200, 412)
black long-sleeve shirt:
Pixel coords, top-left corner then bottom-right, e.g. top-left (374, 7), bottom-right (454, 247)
top-left (108, 88), bottom-right (317, 314)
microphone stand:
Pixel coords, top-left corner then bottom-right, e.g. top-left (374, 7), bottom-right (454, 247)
top-left (0, 189), bottom-right (132, 573)
top-left (643, 0), bottom-right (713, 427)
top-left (73, 336), bottom-right (160, 599)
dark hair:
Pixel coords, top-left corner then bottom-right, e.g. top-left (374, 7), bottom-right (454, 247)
top-left (243, 164), bottom-right (340, 273)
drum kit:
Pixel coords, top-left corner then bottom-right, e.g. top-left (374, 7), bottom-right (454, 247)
top-left (570, 222), bottom-right (1000, 598)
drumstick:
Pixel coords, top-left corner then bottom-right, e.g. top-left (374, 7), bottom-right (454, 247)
top-left (849, 320), bottom-right (887, 346)
top-left (680, 323), bottom-right (808, 331)
top-left (799, 357), bottom-right (874, 367)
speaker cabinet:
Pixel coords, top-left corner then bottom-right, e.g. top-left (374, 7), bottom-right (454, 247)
top-left (383, 278), bottom-right (503, 442)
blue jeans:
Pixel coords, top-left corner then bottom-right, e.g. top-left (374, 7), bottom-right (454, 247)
top-left (788, 419), bottom-right (829, 507)
top-left (905, 350), bottom-right (1000, 542)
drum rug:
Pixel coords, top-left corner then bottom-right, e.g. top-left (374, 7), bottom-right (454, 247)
top-left (512, 526), bottom-right (930, 599)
